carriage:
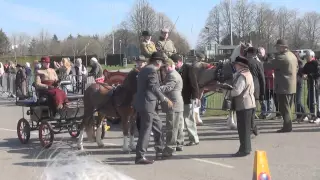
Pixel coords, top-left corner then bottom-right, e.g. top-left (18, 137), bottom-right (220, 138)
top-left (15, 69), bottom-right (130, 148)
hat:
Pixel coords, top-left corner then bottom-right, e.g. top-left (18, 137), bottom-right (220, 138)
top-left (233, 56), bottom-right (249, 68)
top-left (164, 58), bottom-right (175, 66)
top-left (170, 54), bottom-right (181, 63)
top-left (150, 52), bottom-right (165, 62)
top-left (136, 55), bottom-right (147, 62)
top-left (141, 31), bottom-right (151, 36)
top-left (16, 64), bottom-right (22, 68)
top-left (196, 53), bottom-right (206, 60)
top-left (275, 39), bottom-right (288, 47)
top-left (40, 56), bottom-right (50, 63)
top-left (161, 28), bottom-right (169, 33)
top-left (246, 47), bottom-right (258, 54)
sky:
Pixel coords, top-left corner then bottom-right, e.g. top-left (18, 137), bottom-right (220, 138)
top-left (1, 0), bottom-right (320, 48)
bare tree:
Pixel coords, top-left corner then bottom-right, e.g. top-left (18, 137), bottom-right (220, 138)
top-left (302, 12), bottom-right (320, 49)
top-left (219, 0), bottom-right (232, 37)
top-left (288, 16), bottom-right (305, 49)
top-left (232, 0), bottom-right (256, 40)
top-left (36, 29), bottom-right (51, 55)
top-left (206, 5), bottom-right (222, 44)
top-left (276, 7), bottom-right (296, 40)
top-left (156, 12), bottom-right (175, 31)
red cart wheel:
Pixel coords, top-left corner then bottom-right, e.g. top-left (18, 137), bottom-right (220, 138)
top-left (17, 118), bottom-right (31, 144)
top-left (39, 121), bottom-right (54, 148)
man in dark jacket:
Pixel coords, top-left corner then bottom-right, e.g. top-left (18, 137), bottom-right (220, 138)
top-left (295, 53), bottom-right (307, 122)
top-left (302, 51), bottom-right (320, 124)
top-left (246, 47), bottom-right (265, 135)
top-left (171, 54), bottom-right (200, 146)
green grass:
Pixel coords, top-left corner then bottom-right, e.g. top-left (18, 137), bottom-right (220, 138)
top-left (102, 64), bottom-right (134, 70)
top-left (203, 82), bottom-right (313, 117)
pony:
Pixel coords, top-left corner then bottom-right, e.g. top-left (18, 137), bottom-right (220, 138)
top-left (77, 72), bottom-right (138, 152)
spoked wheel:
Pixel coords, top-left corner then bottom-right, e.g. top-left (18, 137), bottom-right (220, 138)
top-left (17, 118), bottom-right (31, 144)
top-left (68, 123), bottom-right (80, 138)
top-left (39, 121), bottom-right (54, 148)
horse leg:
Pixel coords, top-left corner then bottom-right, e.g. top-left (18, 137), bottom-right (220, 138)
top-left (128, 111), bottom-right (137, 151)
top-left (77, 123), bottom-right (85, 150)
top-left (95, 112), bottom-right (105, 148)
top-left (120, 108), bottom-right (131, 152)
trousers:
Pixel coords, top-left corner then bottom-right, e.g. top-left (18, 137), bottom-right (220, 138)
top-left (165, 111), bottom-right (184, 150)
top-left (236, 108), bottom-right (254, 153)
top-left (183, 104), bottom-right (199, 143)
top-left (277, 94), bottom-right (294, 130)
top-left (136, 110), bottom-right (164, 158)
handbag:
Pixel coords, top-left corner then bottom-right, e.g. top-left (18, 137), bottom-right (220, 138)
top-left (222, 90), bottom-right (233, 110)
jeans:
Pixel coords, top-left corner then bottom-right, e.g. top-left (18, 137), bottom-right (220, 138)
top-left (260, 89), bottom-right (275, 116)
top-left (307, 86), bottom-right (320, 117)
top-left (296, 82), bottom-right (306, 118)
top-left (200, 96), bottom-right (207, 113)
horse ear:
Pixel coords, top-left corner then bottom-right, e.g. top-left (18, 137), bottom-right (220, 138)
top-left (239, 41), bottom-right (243, 45)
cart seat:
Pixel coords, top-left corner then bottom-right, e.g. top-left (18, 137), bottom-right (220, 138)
top-left (16, 98), bottom-right (46, 107)
top-left (67, 93), bottom-right (84, 101)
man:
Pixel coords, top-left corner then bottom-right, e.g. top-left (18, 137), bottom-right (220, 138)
top-left (134, 52), bottom-right (173, 164)
top-left (156, 28), bottom-right (177, 59)
top-left (140, 31), bottom-right (157, 58)
top-left (302, 51), bottom-right (320, 124)
top-left (264, 39), bottom-right (297, 133)
top-left (71, 58), bottom-right (87, 93)
top-left (159, 59), bottom-right (184, 156)
top-left (15, 64), bottom-right (27, 100)
top-left (295, 52), bottom-right (308, 122)
top-left (230, 56), bottom-right (256, 157)
top-left (246, 47), bottom-right (265, 135)
top-left (171, 54), bottom-right (200, 146)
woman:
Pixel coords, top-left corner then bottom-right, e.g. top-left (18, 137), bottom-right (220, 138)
top-left (35, 56), bottom-right (68, 119)
top-left (230, 56), bottom-right (256, 157)
top-left (57, 58), bottom-right (72, 93)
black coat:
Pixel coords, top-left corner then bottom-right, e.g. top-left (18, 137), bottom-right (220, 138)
top-left (247, 57), bottom-right (265, 99)
top-left (178, 64), bottom-right (200, 104)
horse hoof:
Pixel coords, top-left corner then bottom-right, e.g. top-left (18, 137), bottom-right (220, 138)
top-left (122, 147), bottom-right (131, 153)
top-left (98, 143), bottom-right (105, 148)
top-left (77, 146), bottom-right (84, 151)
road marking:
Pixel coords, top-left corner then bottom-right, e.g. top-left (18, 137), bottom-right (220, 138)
top-left (192, 158), bottom-right (234, 169)
top-left (0, 128), bottom-right (38, 135)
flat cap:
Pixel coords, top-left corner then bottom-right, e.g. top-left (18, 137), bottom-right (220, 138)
top-left (170, 54), bottom-right (181, 63)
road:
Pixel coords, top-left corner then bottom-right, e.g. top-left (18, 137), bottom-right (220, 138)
top-left (0, 98), bottom-right (320, 180)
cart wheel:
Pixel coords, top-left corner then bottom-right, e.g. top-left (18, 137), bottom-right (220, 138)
top-left (68, 123), bottom-right (80, 138)
top-left (39, 121), bottom-right (54, 148)
top-left (17, 118), bottom-right (31, 144)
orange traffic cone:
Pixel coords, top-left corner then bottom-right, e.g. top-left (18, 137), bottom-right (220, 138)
top-left (252, 150), bottom-right (271, 180)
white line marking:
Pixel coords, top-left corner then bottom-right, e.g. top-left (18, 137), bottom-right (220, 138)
top-left (192, 158), bottom-right (234, 169)
top-left (0, 127), bottom-right (38, 135)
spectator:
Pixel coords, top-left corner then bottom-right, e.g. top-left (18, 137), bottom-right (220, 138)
top-left (25, 62), bottom-right (32, 97)
top-left (302, 51), bottom-right (320, 124)
top-left (15, 64), bottom-right (27, 100)
top-left (294, 52), bottom-right (307, 122)
top-left (71, 58), bottom-right (87, 93)
top-left (0, 62), bottom-right (4, 87)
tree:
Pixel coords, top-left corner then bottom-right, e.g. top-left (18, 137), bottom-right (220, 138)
top-left (302, 12), bottom-right (320, 49)
top-left (28, 38), bottom-right (37, 55)
top-left (0, 29), bottom-right (10, 54)
top-left (276, 7), bottom-right (296, 39)
top-left (52, 34), bottom-right (59, 42)
top-left (67, 34), bottom-right (73, 40)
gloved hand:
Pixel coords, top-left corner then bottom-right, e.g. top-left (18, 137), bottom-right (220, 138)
top-left (165, 98), bottom-right (174, 108)
top-left (220, 83), bottom-right (233, 90)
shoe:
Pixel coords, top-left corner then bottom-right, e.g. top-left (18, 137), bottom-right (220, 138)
top-left (197, 122), bottom-right (204, 126)
top-left (252, 127), bottom-right (259, 136)
top-left (176, 146), bottom-right (183, 151)
top-left (162, 149), bottom-right (174, 159)
top-left (232, 151), bottom-right (250, 157)
top-left (135, 157), bottom-right (154, 164)
top-left (185, 141), bottom-right (199, 146)
top-left (276, 128), bottom-right (292, 133)
top-left (258, 114), bottom-right (266, 119)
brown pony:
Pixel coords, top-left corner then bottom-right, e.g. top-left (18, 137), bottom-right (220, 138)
top-left (77, 74), bottom-right (138, 152)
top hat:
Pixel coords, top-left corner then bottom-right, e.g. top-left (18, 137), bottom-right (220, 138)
top-left (141, 31), bottom-right (151, 36)
top-left (233, 56), bottom-right (249, 68)
top-left (275, 39), bottom-right (288, 47)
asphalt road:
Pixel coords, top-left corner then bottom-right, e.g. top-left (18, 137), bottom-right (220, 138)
top-left (0, 99), bottom-right (320, 180)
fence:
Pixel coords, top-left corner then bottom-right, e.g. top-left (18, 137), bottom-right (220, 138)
top-left (203, 77), bottom-right (318, 119)
top-left (1, 72), bottom-right (319, 119)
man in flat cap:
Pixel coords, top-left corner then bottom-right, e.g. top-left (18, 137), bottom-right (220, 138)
top-left (134, 52), bottom-right (174, 164)
top-left (140, 31), bottom-right (157, 58)
top-left (158, 58), bottom-right (184, 157)
top-left (156, 28), bottom-right (177, 59)
top-left (246, 46), bottom-right (265, 136)
top-left (264, 39), bottom-right (297, 133)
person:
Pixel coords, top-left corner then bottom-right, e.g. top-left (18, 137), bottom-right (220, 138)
top-left (171, 54), bottom-right (200, 146)
top-left (71, 58), bottom-right (87, 93)
top-left (7, 61), bottom-right (17, 98)
top-left (264, 39), bottom-right (297, 133)
top-left (140, 31), bottom-right (157, 58)
top-left (302, 51), bottom-right (320, 124)
top-left (15, 64), bottom-right (27, 100)
top-left (230, 56), bottom-right (256, 157)
top-left (156, 28), bottom-right (177, 59)
top-left (25, 62), bottom-right (32, 97)
top-left (0, 62), bottom-right (4, 87)
top-left (134, 52), bottom-right (173, 164)
top-left (88, 57), bottom-right (104, 83)
top-left (295, 52), bottom-right (307, 122)
top-left (246, 47), bottom-right (265, 129)
top-left (35, 56), bottom-right (68, 119)
top-left (159, 59), bottom-right (184, 157)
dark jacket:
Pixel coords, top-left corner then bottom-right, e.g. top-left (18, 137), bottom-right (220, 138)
top-left (134, 64), bottom-right (165, 112)
top-left (178, 64), bottom-right (199, 104)
top-left (247, 57), bottom-right (265, 99)
top-left (302, 60), bottom-right (320, 88)
top-left (297, 59), bottom-right (304, 85)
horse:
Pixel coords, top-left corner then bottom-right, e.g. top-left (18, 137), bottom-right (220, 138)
top-left (77, 73), bottom-right (138, 152)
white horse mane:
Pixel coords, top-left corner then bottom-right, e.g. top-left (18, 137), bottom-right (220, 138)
top-left (229, 41), bottom-right (253, 62)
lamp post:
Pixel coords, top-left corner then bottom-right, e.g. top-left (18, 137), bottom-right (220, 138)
top-left (205, 27), bottom-right (210, 59)
top-left (119, 39), bottom-right (122, 66)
